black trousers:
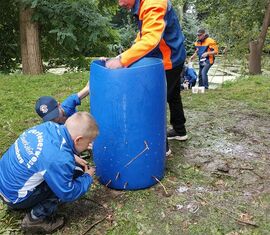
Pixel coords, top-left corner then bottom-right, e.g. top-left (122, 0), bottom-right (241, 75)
top-left (166, 64), bottom-right (186, 135)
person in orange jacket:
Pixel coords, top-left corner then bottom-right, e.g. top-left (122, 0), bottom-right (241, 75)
top-left (104, 0), bottom-right (188, 156)
top-left (191, 29), bottom-right (218, 89)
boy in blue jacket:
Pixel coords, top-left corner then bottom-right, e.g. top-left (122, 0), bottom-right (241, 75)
top-left (35, 82), bottom-right (89, 124)
top-left (35, 81), bottom-right (92, 174)
top-left (0, 112), bottom-right (98, 233)
top-left (181, 64), bottom-right (197, 89)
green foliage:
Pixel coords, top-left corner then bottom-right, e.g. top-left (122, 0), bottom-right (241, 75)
top-left (32, 0), bottom-right (119, 69)
top-left (110, 9), bottom-right (137, 53)
top-left (172, 0), bottom-right (187, 8)
top-left (182, 9), bottom-right (200, 56)
top-left (0, 0), bottom-right (20, 73)
top-left (191, 0), bottom-right (270, 56)
top-left (0, 0), bottom-right (119, 72)
top-left (97, 0), bottom-right (118, 14)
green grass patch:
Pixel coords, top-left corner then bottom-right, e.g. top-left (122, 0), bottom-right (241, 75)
top-left (0, 72), bottom-right (89, 156)
top-left (182, 75), bottom-right (270, 113)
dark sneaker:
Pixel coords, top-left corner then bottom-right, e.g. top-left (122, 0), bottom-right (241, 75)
top-left (21, 213), bottom-right (64, 234)
top-left (167, 129), bottom-right (188, 141)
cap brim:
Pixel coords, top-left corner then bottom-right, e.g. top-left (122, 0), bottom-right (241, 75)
top-left (42, 108), bottom-right (60, 122)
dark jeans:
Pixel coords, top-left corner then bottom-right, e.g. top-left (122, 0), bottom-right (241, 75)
top-left (3, 165), bottom-right (83, 219)
top-left (7, 182), bottom-right (59, 220)
top-left (166, 64), bottom-right (186, 135)
top-left (198, 62), bottom-right (212, 89)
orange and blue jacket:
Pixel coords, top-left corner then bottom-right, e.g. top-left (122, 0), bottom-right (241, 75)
top-left (120, 0), bottom-right (186, 70)
top-left (194, 36), bottom-right (218, 65)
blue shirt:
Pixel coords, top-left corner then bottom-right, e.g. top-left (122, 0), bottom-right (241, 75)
top-left (0, 122), bottom-right (92, 204)
top-left (184, 67), bottom-right (197, 85)
top-left (61, 94), bottom-right (81, 118)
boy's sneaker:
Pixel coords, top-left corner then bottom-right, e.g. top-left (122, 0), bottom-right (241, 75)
top-left (166, 148), bottom-right (172, 157)
top-left (21, 213), bottom-right (64, 234)
top-left (166, 141), bottom-right (171, 157)
top-left (167, 129), bottom-right (188, 141)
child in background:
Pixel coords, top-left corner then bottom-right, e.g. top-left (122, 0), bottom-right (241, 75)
top-left (181, 62), bottom-right (197, 90)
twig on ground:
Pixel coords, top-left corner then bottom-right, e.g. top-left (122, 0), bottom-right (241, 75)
top-left (195, 195), bottom-right (258, 227)
top-left (231, 166), bottom-right (264, 179)
top-left (81, 197), bottom-right (107, 210)
top-left (152, 176), bottom-right (169, 195)
top-left (230, 166), bottom-right (254, 171)
top-left (251, 171), bottom-right (264, 180)
top-left (211, 171), bottom-right (237, 178)
top-left (80, 215), bottom-right (108, 235)
top-left (216, 206), bottom-right (258, 227)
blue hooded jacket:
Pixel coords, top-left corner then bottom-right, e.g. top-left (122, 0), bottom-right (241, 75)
top-left (0, 122), bottom-right (92, 204)
top-left (184, 67), bottom-right (197, 87)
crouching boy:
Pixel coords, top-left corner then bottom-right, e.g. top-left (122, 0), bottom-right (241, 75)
top-left (0, 112), bottom-right (98, 233)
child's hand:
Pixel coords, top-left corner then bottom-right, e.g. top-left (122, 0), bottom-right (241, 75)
top-left (84, 166), bottom-right (96, 177)
top-left (99, 57), bottom-right (108, 61)
top-left (106, 57), bottom-right (123, 69)
top-left (88, 142), bottom-right (93, 150)
top-left (74, 154), bottom-right (87, 167)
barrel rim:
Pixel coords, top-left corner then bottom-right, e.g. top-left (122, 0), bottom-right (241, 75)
top-left (91, 57), bottom-right (164, 71)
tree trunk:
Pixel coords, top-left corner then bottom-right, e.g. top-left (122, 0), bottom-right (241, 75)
top-left (19, 6), bottom-right (43, 75)
top-left (249, 41), bottom-right (262, 74)
top-left (248, 1), bottom-right (270, 74)
top-left (20, 6), bottom-right (30, 74)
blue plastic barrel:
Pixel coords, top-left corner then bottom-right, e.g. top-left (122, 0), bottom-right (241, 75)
top-left (90, 58), bottom-right (166, 190)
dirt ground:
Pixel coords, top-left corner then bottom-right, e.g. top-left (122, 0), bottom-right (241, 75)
top-left (2, 90), bottom-right (269, 235)
top-left (49, 100), bottom-right (270, 235)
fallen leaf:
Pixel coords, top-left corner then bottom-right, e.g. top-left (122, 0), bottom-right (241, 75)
top-left (215, 179), bottom-right (225, 187)
top-left (239, 212), bottom-right (253, 222)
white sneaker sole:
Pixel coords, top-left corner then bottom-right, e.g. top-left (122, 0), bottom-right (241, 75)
top-left (166, 149), bottom-right (172, 157)
top-left (167, 135), bottom-right (188, 141)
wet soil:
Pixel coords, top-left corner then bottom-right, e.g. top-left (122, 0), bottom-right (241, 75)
top-left (58, 102), bottom-right (270, 234)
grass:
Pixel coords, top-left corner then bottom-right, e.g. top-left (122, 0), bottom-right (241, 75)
top-left (0, 73), bottom-right (270, 234)
top-left (0, 72), bottom-right (89, 156)
top-left (183, 75), bottom-right (270, 113)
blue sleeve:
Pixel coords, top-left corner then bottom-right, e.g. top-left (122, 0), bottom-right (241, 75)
top-left (44, 160), bottom-right (93, 202)
top-left (61, 94), bottom-right (81, 118)
top-left (187, 68), bottom-right (197, 80)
